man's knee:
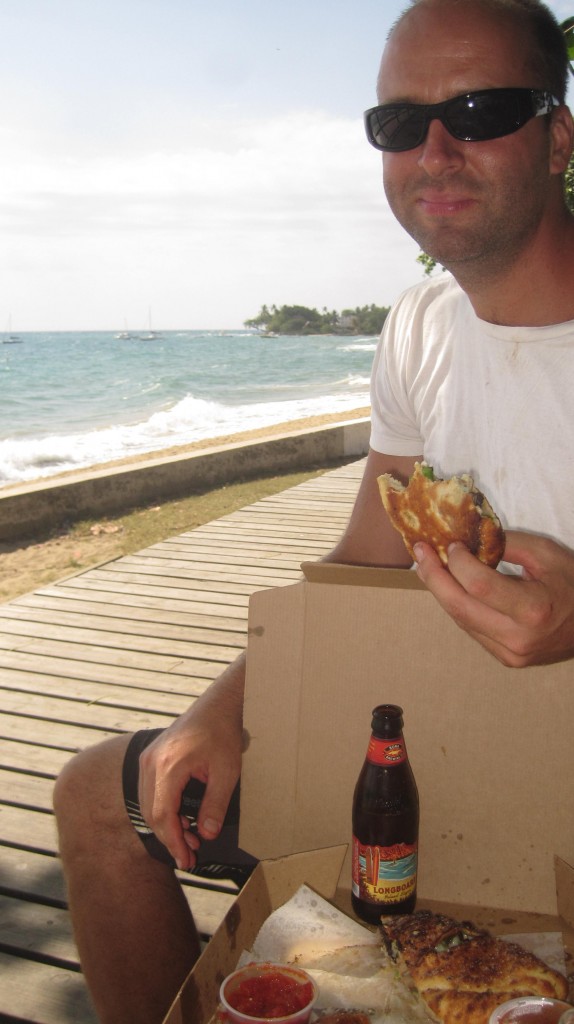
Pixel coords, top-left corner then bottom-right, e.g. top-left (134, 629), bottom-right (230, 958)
top-left (53, 733), bottom-right (133, 840)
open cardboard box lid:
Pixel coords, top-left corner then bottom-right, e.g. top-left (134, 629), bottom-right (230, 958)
top-left (241, 564), bottom-right (574, 917)
top-left (164, 565), bottom-right (574, 1022)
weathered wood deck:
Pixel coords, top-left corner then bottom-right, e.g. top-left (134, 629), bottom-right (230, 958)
top-left (0, 458), bottom-right (364, 1023)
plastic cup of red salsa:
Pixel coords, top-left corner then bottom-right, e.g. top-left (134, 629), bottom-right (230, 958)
top-left (219, 962), bottom-right (318, 1024)
top-left (489, 998), bottom-right (574, 1023)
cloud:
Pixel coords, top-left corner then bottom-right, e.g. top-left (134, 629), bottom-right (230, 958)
top-left (0, 110), bottom-right (421, 329)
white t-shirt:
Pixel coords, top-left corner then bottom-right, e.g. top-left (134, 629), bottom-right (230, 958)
top-left (370, 274), bottom-right (574, 550)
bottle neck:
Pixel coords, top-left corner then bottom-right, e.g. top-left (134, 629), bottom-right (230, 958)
top-left (366, 733), bottom-right (407, 766)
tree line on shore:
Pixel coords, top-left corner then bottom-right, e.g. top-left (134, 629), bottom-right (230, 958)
top-left (244, 303), bottom-right (390, 337)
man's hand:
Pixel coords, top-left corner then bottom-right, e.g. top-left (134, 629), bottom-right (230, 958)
top-left (413, 531), bottom-right (574, 667)
top-left (137, 656), bottom-right (246, 870)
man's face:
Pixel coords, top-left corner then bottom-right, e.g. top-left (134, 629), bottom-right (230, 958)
top-left (377, 1), bottom-right (558, 275)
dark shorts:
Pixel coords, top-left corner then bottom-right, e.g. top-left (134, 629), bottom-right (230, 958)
top-left (122, 729), bottom-right (258, 887)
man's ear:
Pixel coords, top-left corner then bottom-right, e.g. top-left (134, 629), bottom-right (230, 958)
top-left (549, 105), bottom-right (574, 175)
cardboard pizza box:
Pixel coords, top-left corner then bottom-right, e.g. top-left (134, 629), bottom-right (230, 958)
top-left (162, 846), bottom-right (348, 1024)
top-left (242, 564), bottom-right (574, 917)
top-left (163, 565), bottom-right (574, 1023)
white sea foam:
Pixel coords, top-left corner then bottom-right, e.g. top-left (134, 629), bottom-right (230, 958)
top-left (1, 329), bottom-right (374, 487)
top-left (0, 390), bottom-right (370, 486)
top-left (339, 341), bottom-right (379, 353)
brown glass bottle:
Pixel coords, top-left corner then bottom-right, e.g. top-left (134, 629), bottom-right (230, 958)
top-left (351, 704), bottom-right (419, 924)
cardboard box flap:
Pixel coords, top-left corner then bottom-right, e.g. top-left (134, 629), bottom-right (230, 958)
top-left (242, 566), bottom-right (574, 916)
top-left (162, 846), bottom-right (347, 1024)
top-left (556, 856), bottom-right (574, 930)
top-left (302, 561), bottom-right (424, 590)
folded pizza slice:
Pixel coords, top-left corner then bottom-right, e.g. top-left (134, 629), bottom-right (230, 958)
top-left (380, 910), bottom-right (569, 1024)
top-left (377, 462), bottom-right (505, 568)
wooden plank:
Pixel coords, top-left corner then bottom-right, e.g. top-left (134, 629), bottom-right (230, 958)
top-left (53, 578), bottom-right (251, 618)
top-left (0, 618), bottom-right (241, 667)
top-left (0, 893), bottom-right (79, 964)
top-left (0, 951), bottom-right (97, 1024)
top-left (162, 515), bottom-right (343, 533)
top-left (194, 518), bottom-right (345, 537)
top-left (0, 846), bottom-right (67, 904)
top-left (122, 534), bottom-right (319, 553)
top-left (0, 803), bottom-right (58, 851)
top-left (149, 531), bottom-right (338, 551)
top-left (206, 509), bottom-right (349, 524)
top-left (0, 738), bottom-right (76, 775)
top-left (46, 572), bottom-right (253, 606)
top-left (1, 595), bottom-right (248, 644)
top-left (0, 691), bottom-right (178, 733)
top-left (0, 650), bottom-right (213, 695)
top-left (0, 639), bottom-right (224, 680)
top-left (1, 573), bottom-right (267, 602)
top-left (0, 671), bottom-right (194, 717)
top-left (80, 563), bottom-right (270, 593)
top-left (18, 587), bottom-right (250, 630)
top-left (0, 767), bottom-right (55, 810)
top-left (92, 554), bottom-right (306, 576)
top-left (113, 554), bottom-right (310, 576)
top-left (0, 714), bottom-right (124, 752)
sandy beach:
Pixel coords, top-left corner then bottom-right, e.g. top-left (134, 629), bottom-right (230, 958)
top-left (0, 405), bottom-right (370, 493)
top-left (0, 407), bottom-right (369, 602)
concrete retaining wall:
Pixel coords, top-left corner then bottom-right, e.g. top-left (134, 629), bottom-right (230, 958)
top-left (0, 418), bottom-right (370, 543)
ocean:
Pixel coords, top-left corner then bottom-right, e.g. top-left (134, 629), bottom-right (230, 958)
top-left (0, 329), bottom-right (376, 489)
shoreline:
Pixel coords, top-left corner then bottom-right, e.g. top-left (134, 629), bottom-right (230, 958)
top-left (0, 408), bottom-right (370, 603)
top-left (0, 406), bottom-right (370, 494)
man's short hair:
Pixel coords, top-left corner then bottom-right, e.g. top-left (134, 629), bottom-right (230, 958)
top-left (391, 0), bottom-right (569, 103)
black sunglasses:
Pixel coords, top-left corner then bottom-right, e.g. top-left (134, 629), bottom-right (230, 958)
top-left (364, 87), bottom-right (559, 152)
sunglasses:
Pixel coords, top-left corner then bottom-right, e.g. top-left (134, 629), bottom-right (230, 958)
top-left (364, 88), bottom-right (559, 152)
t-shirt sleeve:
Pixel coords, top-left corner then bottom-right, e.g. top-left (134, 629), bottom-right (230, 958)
top-left (369, 301), bottom-right (424, 456)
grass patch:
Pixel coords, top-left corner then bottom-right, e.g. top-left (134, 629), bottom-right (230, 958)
top-left (0, 464), bottom-right (341, 602)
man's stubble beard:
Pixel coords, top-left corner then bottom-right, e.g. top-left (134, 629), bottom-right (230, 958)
top-left (384, 169), bottom-right (549, 284)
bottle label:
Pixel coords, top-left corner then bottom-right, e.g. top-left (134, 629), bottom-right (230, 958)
top-left (352, 836), bottom-right (418, 905)
top-left (366, 736), bottom-right (406, 766)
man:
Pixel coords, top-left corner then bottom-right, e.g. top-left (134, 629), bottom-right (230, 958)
top-left (53, 1), bottom-right (574, 1020)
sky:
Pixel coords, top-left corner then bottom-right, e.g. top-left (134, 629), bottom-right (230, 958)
top-left (0, 0), bottom-right (571, 332)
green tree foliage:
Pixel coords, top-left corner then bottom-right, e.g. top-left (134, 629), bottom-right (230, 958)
top-left (566, 149), bottom-right (574, 214)
top-left (244, 303), bottom-right (390, 336)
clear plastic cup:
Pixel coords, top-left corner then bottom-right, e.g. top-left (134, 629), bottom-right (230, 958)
top-left (219, 962), bottom-right (318, 1024)
top-left (489, 997), bottom-right (574, 1023)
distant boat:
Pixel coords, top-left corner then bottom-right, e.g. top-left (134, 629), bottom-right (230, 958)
top-left (137, 308), bottom-right (162, 341)
top-left (115, 320), bottom-right (137, 340)
top-left (137, 330), bottom-right (162, 341)
top-left (2, 316), bottom-right (22, 344)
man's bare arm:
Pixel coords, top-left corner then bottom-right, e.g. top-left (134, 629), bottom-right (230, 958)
top-left (137, 448), bottom-right (419, 866)
top-left (328, 448), bottom-right (418, 567)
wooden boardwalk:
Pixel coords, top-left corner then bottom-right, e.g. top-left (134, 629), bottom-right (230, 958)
top-left (0, 458), bottom-right (364, 1024)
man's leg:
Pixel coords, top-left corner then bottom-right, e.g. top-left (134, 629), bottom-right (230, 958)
top-left (53, 734), bottom-right (200, 1024)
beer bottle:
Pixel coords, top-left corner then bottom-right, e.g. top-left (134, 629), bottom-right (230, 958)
top-left (351, 704), bottom-right (419, 924)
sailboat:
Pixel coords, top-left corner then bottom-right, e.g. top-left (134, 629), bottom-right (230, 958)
top-left (138, 308), bottom-right (162, 340)
top-left (115, 320), bottom-right (137, 340)
top-left (2, 316), bottom-right (22, 344)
